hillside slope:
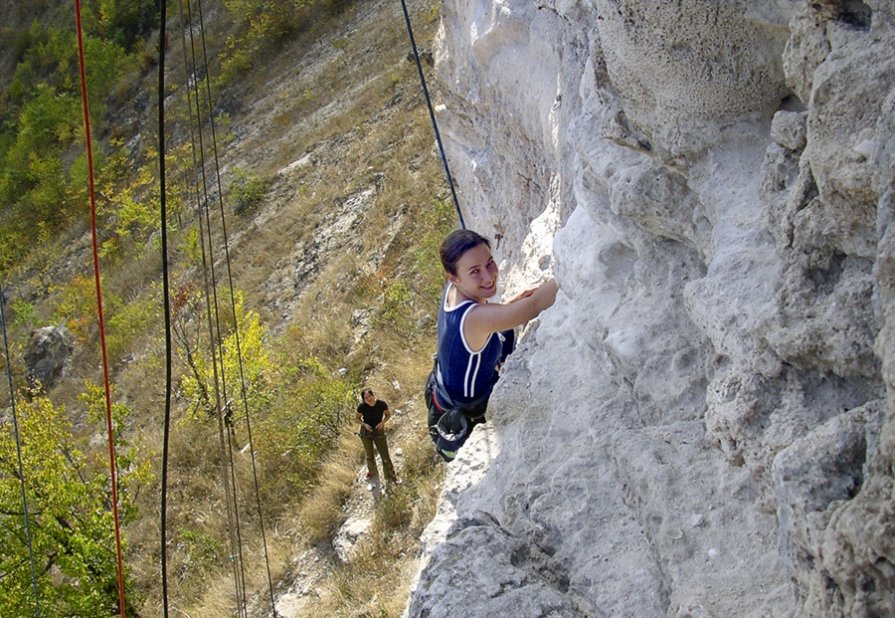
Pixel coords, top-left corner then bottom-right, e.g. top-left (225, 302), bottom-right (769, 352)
top-left (2, 0), bottom-right (451, 616)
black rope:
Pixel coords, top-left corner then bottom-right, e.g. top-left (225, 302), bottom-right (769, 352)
top-left (157, 0), bottom-right (173, 615)
top-left (0, 284), bottom-right (42, 616)
top-left (189, 3), bottom-right (251, 612)
top-left (399, 0), bottom-right (465, 229)
top-left (180, 1), bottom-right (245, 616)
top-left (192, 0), bottom-right (279, 611)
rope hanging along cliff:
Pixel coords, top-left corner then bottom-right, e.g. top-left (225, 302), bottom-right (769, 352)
top-left (157, 0), bottom-right (174, 614)
top-left (161, 0), bottom-right (280, 615)
top-left (189, 0), bottom-right (279, 611)
top-left (399, 0), bottom-right (466, 230)
top-left (181, 0), bottom-right (250, 611)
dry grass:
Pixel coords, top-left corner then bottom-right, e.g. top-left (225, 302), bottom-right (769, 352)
top-left (297, 432), bottom-right (365, 542)
top-left (305, 424), bottom-right (443, 618)
top-left (4, 0), bottom-right (455, 615)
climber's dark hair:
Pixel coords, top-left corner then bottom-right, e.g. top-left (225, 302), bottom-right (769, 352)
top-left (440, 229), bottom-right (491, 275)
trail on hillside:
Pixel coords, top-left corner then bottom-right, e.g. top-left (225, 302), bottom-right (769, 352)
top-left (249, 394), bottom-right (432, 617)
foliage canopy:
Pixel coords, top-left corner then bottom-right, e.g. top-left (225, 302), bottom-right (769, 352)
top-left (0, 391), bottom-right (151, 616)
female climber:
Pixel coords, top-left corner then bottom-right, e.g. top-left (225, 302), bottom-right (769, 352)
top-left (426, 229), bottom-right (558, 461)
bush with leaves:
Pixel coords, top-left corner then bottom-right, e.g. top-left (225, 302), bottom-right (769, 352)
top-left (0, 390), bottom-right (151, 616)
top-left (229, 167), bottom-right (267, 217)
top-left (412, 198), bottom-right (457, 303)
top-left (219, 0), bottom-right (356, 84)
top-left (257, 356), bottom-right (356, 498)
top-left (0, 24), bottom-right (128, 274)
top-left (95, 0), bottom-right (157, 51)
top-left (106, 286), bottom-right (162, 363)
top-left (176, 288), bottom-right (273, 424)
top-left (50, 274), bottom-right (99, 343)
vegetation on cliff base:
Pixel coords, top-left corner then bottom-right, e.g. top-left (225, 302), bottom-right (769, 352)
top-left (1, 0), bottom-right (448, 615)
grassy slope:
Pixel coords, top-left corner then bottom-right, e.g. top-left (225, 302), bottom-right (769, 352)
top-left (140, 1), bottom-right (454, 615)
top-left (3, 0), bottom-right (453, 615)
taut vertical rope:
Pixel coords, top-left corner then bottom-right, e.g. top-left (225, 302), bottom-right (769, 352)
top-left (181, 0), bottom-right (247, 612)
top-left (157, 0), bottom-right (174, 615)
top-left (74, 2), bottom-right (128, 615)
top-left (399, 0), bottom-right (466, 229)
top-left (0, 284), bottom-right (43, 617)
top-left (192, 0), bottom-right (279, 611)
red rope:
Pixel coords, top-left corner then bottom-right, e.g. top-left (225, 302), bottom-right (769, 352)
top-left (74, 3), bottom-right (128, 616)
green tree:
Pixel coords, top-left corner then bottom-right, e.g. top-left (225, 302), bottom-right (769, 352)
top-left (0, 24), bottom-right (128, 274)
top-left (2, 84), bottom-right (79, 228)
top-left (96, 0), bottom-right (157, 51)
top-left (0, 391), bottom-right (150, 616)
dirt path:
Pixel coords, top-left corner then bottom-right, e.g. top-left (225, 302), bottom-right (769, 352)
top-left (249, 394), bottom-right (428, 617)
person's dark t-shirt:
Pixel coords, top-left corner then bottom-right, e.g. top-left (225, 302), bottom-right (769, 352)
top-left (357, 400), bottom-right (388, 427)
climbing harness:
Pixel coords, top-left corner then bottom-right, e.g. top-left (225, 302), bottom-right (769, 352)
top-left (424, 357), bottom-right (491, 461)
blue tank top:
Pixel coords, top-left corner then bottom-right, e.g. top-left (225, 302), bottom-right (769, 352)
top-left (436, 284), bottom-right (502, 405)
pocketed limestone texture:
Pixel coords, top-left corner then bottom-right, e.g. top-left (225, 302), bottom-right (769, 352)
top-left (408, 2), bottom-right (895, 616)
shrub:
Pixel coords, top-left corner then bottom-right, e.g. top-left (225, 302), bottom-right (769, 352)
top-left (9, 297), bottom-right (36, 330)
top-left (106, 287), bottom-right (160, 363)
top-left (228, 167), bottom-right (267, 216)
top-left (51, 274), bottom-right (99, 343)
top-left (412, 198), bottom-right (456, 303)
top-left (378, 485), bottom-right (413, 531)
top-left (176, 528), bottom-right (223, 577)
top-left (256, 356), bottom-right (355, 501)
top-left (96, 0), bottom-right (157, 51)
top-left (177, 289), bottom-right (273, 423)
top-left (381, 280), bottom-right (411, 328)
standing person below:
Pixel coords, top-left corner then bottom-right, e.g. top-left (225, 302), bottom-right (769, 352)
top-left (356, 388), bottom-right (398, 484)
top-left (427, 229), bottom-right (558, 460)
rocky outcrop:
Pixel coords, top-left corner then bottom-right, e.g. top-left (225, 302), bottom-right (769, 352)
top-left (408, 1), bottom-right (894, 616)
top-left (23, 325), bottom-right (74, 389)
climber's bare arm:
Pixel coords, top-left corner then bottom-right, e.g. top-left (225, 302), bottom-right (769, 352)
top-left (463, 279), bottom-right (557, 351)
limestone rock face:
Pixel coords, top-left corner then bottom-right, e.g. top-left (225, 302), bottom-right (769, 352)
top-left (408, 1), bottom-right (895, 616)
top-left (23, 325), bottom-right (74, 389)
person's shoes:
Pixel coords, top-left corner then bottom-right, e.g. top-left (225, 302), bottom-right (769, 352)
top-left (364, 472), bottom-right (377, 480)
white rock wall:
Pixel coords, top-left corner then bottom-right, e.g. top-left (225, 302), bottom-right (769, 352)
top-left (407, 1), bottom-right (895, 616)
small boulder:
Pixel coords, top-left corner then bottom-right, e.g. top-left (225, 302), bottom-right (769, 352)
top-left (23, 326), bottom-right (74, 389)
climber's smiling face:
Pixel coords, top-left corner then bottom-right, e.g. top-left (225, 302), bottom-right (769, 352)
top-left (449, 242), bottom-right (499, 303)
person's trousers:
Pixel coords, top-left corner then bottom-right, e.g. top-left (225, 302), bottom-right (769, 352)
top-left (360, 431), bottom-right (396, 481)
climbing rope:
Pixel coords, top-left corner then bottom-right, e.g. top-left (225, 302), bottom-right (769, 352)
top-left (189, 0), bottom-right (279, 613)
top-left (0, 284), bottom-right (43, 617)
top-left (157, 0), bottom-right (174, 615)
top-left (192, 0), bottom-right (280, 609)
top-left (399, 0), bottom-right (466, 229)
top-left (179, 0), bottom-right (249, 612)
top-left (74, 2), bottom-right (128, 616)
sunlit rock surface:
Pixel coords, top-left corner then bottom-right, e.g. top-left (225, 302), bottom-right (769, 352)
top-left (407, 1), bottom-right (895, 616)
